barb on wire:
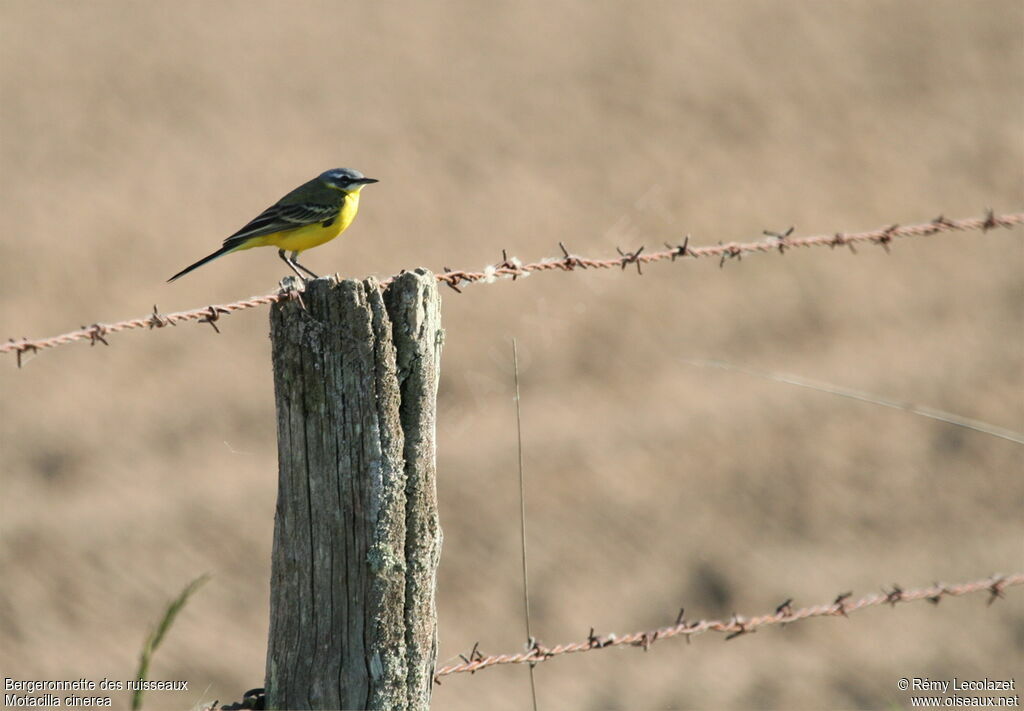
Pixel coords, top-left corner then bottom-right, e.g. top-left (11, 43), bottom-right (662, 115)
top-left (147, 305), bottom-right (174, 329)
top-left (616, 245), bottom-right (645, 274)
top-left (433, 573), bottom-right (1022, 681)
top-left (3, 212), bottom-right (1021, 365)
top-left (718, 241), bottom-right (743, 268)
top-left (665, 235), bottom-right (691, 261)
top-left (764, 226), bottom-right (795, 254)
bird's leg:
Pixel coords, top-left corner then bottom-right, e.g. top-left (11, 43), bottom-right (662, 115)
top-left (289, 250), bottom-right (320, 279)
top-left (278, 249), bottom-right (309, 281)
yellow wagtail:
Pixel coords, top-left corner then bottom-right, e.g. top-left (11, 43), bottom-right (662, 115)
top-left (168, 167), bottom-right (378, 282)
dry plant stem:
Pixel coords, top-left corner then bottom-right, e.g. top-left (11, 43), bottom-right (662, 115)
top-left (512, 339), bottom-right (539, 711)
top-left (681, 358), bottom-right (1024, 445)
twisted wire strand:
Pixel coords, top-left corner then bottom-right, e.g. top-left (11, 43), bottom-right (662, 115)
top-left (421, 211), bottom-right (1022, 291)
top-left (2, 294), bottom-right (293, 367)
top-left (4, 211), bottom-right (1021, 365)
top-left (433, 573), bottom-right (1022, 680)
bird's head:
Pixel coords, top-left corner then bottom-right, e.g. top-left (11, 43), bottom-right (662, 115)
top-left (320, 167), bottom-right (379, 193)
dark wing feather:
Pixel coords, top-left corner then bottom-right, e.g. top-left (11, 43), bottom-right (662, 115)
top-left (221, 179), bottom-right (344, 249)
top-left (221, 202), bottom-right (341, 248)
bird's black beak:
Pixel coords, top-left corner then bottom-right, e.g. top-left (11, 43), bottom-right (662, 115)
top-left (359, 177), bottom-right (379, 185)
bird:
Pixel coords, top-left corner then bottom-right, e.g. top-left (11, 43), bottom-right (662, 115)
top-left (168, 167), bottom-right (378, 282)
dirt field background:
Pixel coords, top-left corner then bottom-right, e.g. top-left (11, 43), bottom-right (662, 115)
top-left (1, 2), bottom-right (1021, 709)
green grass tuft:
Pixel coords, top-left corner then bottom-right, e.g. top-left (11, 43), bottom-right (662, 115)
top-left (132, 574), bottom-right (210, 711)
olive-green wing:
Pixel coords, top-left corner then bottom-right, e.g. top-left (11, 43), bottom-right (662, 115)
top-left (221, 181), bottom-right (343, 249)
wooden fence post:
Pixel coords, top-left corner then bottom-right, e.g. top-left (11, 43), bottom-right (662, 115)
top-left (265, 270), bottom-right (443, 710)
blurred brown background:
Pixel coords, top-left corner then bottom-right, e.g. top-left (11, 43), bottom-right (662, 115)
top-left (1, 2), bottom-right (1021, 709)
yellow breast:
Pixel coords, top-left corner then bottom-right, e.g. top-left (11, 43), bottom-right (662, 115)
top-left (261, 191), bottom-right (362, 253)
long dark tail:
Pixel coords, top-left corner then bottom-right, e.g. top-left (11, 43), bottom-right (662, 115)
top-left (167, 244), bottom-right (236, 282)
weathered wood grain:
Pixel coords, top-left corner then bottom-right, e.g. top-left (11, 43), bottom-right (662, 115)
top-left (266, 270), bottom-right (442, 710)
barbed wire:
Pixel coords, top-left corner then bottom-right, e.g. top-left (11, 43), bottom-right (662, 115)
top-left (422, 210), bottom-right (1022, 292)
top-left (3, 211), bottom-right (1021, 366)
top-left (432, 573), bottom-right (1022, 681)
top-left (1, 295), bottom-right (296, 367)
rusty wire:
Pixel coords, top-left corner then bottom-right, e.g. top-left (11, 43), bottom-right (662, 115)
top-left (421, 210), bottom-right (1022, 292)
top-left (432, 573), bottom-right (1022, 681)
top-left (1, 289), bottom-right (305, 367)
top-left (3, 211), bottom-right (1021, 366)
